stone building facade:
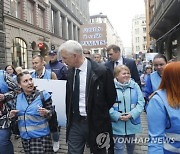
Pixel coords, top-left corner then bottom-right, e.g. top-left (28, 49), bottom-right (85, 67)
top-left (2, 0), bottom-right (90, 69)
top-left (0, 0), bottom-right (5, 69)
top-left (146, 0), bottom-right (180, 61)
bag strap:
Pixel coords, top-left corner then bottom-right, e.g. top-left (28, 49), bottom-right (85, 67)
top-left (40, 91), bottom-right (55, 113)
top-left (40, 91), bottom-right (45, 108)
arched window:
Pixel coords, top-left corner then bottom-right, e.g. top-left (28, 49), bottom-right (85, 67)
top-left (12, 38), bottom-right (27, 69)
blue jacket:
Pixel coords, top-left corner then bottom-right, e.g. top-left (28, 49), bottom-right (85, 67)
top-left (140, 73), bottom-right (150, 97)
top-left (45, 60), bottom-right (67, 80)
top-left (16, 91), bottom-right (50, 139)
top-left (31, 69), bottom-right (51, 79)
top-left (109, 79), bottom-right (145, 135)
top-left (144, 71), bottom-right (161, 99)
top-left (147, 89), bottom-right (180, 154)
top-left (0, 70), bottom-right (9, 93)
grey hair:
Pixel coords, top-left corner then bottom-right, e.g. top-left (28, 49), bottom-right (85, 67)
top-left (59, 40), bottom-right (83, 54)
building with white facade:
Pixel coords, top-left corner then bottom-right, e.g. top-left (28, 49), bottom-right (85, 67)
top-left (132, 14), bottom-right (147, 58)
top-left (2, 0), bottom-right (90, 69)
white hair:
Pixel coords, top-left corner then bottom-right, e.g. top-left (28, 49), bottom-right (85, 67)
top-left (58, 40), bottom-right (83, 54)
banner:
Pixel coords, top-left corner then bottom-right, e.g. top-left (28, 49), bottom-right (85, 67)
top-left (80, 23), bottom-right (107, 49)
top-left (33, 79), bottom-right (66, 127)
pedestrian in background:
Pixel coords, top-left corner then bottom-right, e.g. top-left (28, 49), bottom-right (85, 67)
top-left (147, 62), bottom-right (180, 153)
top-left (144, 53), bottom-right (167, 100)
top-left (109, 65), bottom-right (144, 154)
top-left (83, 49), bottom-right (92, 58)
top-left (135, 58), bottom-right (143, 76)
top-left (10, 71), bottom-right (54, 153)
top-left (32, 55), bottom-right (57, 80)
top-left (93, 53), bottom-right (104, 64)
top-left (0, 70), bottom-right (19, 154)
top-left (15, 66), bottom-right (23, 75)
top-left (105, 44), bottom-right (141, 87)
top-left (5, 65), bottom-right (17, 80)
top-left (45, 50), bottom-right (67, 80)
top-left (59, 40), bottom-right (116, 154)
top-left (140, 65), bottom-right (152, 110)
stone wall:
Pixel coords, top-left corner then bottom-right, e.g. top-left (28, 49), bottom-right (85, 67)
top-left (0, 0), bottom-right (5, 69)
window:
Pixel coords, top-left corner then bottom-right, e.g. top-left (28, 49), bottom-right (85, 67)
top-left (135, 21), bottom-right (139, 25)
top-left (143, 44), bottom-right (147, 50)
top-left (73, 24), bottom-right (76, 40)
top-left (60, 15), bottom-right (66, 38)
top-left (136, 46), bottom-right (140, 51)
top-left (10, 0), bottom-right (21, 18)
top-left (143, 36), bottom-right (146, 42)
top-left (67, 20), bottom-right (71, 39)
top-left (27, 0), bottom-right (34, 24)
top-left (143, 27), bottom-right (146, 33)
top-left (38, 6), bottom-right (44, 29)
top-left (51, 9), bottom-right (56, 33)
top-left (77, 28), bottom-right (80, 41)
top-left (136, 37), bottom-right (139, 43)
top-left (12, 38), bottom-right (27, 69)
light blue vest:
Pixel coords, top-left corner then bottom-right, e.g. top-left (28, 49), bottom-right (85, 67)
top-left (156, 90), bottom-right (180, 154)
top-left (16, 91), bottom-right (50, 139)
top-left (31, 69), bottom-right (51, 79)
top-left (0, 70), bottom-right (9, 94)
top-left (150, 71), bottom-right (161, 91)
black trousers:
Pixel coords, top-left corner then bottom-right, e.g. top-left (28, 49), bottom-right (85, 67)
top-left (68, 117), bottom-right (89, 154)
top-left (68, 117), bottom-right (109, 154)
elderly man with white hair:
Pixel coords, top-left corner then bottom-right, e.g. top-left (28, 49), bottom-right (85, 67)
top-left (59, 40), bottom-right (117, 154)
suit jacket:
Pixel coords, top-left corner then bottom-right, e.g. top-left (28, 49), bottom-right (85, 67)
top-left (66, 58), bottom-right (117, 154)
top-left (105, 57), bottom-right (141, 86)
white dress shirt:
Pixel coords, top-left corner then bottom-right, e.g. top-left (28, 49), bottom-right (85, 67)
top-left (114, 57), bottom-right (123, 68)
top-left (77, 58), bottom-right (87, 116)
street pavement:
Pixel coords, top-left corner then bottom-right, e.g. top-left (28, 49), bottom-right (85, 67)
top-left (12, 112), bottom-right (148, 154)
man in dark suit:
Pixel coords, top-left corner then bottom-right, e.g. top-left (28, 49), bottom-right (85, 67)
top-left (59, 40), bottom-right (117, 154)
top-left (105, 44), bottom-right (141, 86)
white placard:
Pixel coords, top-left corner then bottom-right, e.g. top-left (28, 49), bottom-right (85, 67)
top-left (146, 53), bottom-right (158, 62)
top-left (33, 79), bottom-right (66, 127)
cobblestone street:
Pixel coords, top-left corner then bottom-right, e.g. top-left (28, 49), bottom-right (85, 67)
top-left (12, 112), bottom-right (148, 154)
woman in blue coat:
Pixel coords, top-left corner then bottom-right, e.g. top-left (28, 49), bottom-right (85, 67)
top-left (147, 62), bottom-right (180, 154)
top-left (109, 65), bottom-right (145, 154)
